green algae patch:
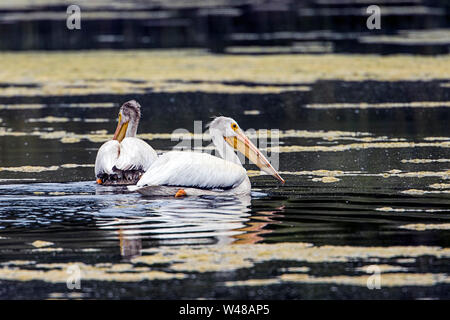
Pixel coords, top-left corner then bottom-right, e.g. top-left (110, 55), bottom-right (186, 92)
top-left (429, 183), bottom-right (450, 190)
top-left (281, 169), bottom-right (450, 180)
top-left (277, 273), bottom-right (449, 287)
top-left (0, 178), bottom-right (37, 182)
top-left (31, 240), bottom-right (54, 248)
top-left (1, 242), bottom-right (450, 285)
top-left (401, 189), bottom-right (450, 195)
top-left (269, 141), bottom-right (450, 153)
top-left (31, 247), bottom-right (64, 253)
top-left (60, 164), bottom-right (94, 169)
top-left (224, 263), bottom-right (446, 288)
top-left (401, 158), bottom-right (450, 164)
top-left (224, 273), bottom-right (448, 288)
top-left (312, 176), bottom-right (340, 183)
top-left (134, 243), bottom-right (450, 274)
top-left (0, 166), bottom-right (59, 173)
top-left (306, 101), bottom-right (450, 109)
top-left (0, 262), bottom-right (186, 283)
top-left (0, 50), bottom-right (449, 97)
top-left (0, 260), bottom-right (36, 266)
top-left (375, 207), bottom-right (447, 213)
top-left (27, 116), bottom-right (110, 123)
top-left (399, 224), bottom-right (450, 231)
top-left (0, 104), bottom-right (46, 110)
top-left (359, 29), bottom-right (450, 45)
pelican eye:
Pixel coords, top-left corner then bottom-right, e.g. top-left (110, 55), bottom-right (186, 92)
top-left (231, 123), bottom-right (238, 131)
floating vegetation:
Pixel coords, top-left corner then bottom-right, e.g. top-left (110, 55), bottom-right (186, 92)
top-left (0, 127), bottom-right (29, 137)
top-left (0, 166), bottom-right (59, 173)
top-left (27, 116), bottom-right (70, 123)
top-left (276, 273), bottom-right (449, 287)
top-left (0, 260), bottom-right (35, 266)
top-left (0, 127), bottom-right (390, 145)
top-left (401, 189), bottom-right (450, 195)
top-left (243, 110), bottom-right (261, 115)
top-left (0, 164), bottom-right (93, 173)
top-left (31, 240), bottom-right (53, 248)
top-left (359, 29), bottom-right (450, 45)
top-left (270, 141), bottom-right (450, 153)
top-left (376, 207), bottom-right (448, 213)
top-left (0, 51), bottom-right (449, 97)
top-left (60, 164), bottom-right (94, 169)
top-left (0, 178), bottom-right (37, 182)
top-left (153, 83), bottom-right (311, 93)
top-left (282, 169), bottom-right (450, 181)
top-left (224, 272), bottom-right (449, 288)
top-left (311, 176), bottom-right (340, 183)
top-left (48, 292), bottom-right (86, 299)
top-left (1, 242), bottom-right (447, 286)
top-left (58, 103), bottom-right (116, 108)
top-left (429, 183), bottom-right (450, 190)
top-left (133, 243), bottom-right (450, 273)
top-left (0, 104), bottom-right (46, 110)
top-left (27, 117), bottom-right (110, 123)
top-left (306, 101), bottom-right (450, 109)
top-left (0, 262), bottom-right (186, 283)
top-left (399, 224), bottom-right (450, 231)
top-left (0, 0), bottom-right (449, 301)
top-left (31, 247), bottom-right (63, 253)
top-left (401, 158), bottom-right (450, 164)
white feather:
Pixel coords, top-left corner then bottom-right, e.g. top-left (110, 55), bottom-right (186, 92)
top-left (95, 140), bottom-right (120, 176)
top-left (114, 137), bottom-right (157, 171)
top-left (94, 138), bottom-right (157, 176)
top-left (136, 151), bottom-right (246, 189)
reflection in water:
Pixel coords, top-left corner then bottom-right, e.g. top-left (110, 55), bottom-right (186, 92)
top-left (118, 229), bottom-right (142, 260)
top-left (0, 182), bottom-right (283, 257)
top-left (0, 182), bottom-right (283, 249)
top-left (95, 185), bottom-right (285, 256)
top-left (94, 191), bottom-right (254, 252)
top-left (232, 206), bottom-right (285, 244)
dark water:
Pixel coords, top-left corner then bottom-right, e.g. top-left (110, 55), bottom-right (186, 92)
top-left (0, 0), bottom-right (449, 54)
top-left (1, 79), bottom-right (450, 299)
top-left (0, 0), bottom-right (450, 300)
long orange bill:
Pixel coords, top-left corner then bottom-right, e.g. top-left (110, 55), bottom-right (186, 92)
top-left (113, 114), bottom-right (128, 142)
top-left (225, 129), bottom-right (285, 183)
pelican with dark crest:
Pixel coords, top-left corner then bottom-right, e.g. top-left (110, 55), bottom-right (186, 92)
top-left (129, 116), bottom-right (284, 196)
top-left (95, 100), bottom-right (157, 185)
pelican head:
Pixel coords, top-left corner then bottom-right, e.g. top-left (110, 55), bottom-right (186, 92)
top-left (209, 116), bottom-right (285, 183)
top-left (113, 100), bottom-right (142, 142)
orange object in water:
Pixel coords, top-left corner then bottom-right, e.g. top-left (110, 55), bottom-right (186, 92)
top-left (175, 189), bottom-right (187, 197)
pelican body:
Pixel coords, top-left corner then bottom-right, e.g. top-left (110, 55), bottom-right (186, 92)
top-left (130, 116), bottom-right (284, 196)
top-left (95, 100), bottom-right (157, 185)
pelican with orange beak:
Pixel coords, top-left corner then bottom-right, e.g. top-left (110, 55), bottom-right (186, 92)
top-left (95, 100), bottom-right (157, 185)
top-left (129, 116), bottom-right (284, 196)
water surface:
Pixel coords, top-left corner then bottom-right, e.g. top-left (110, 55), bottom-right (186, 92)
top-left (0, 0), bottom-right (449, 299)
top-left (1, 71), bottom-right (450, 298)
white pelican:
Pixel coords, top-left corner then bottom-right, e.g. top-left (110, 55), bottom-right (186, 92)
top-left (129, 116), bottom-right (284, 196)
top-left (95, 100), bottom-right (157, 185)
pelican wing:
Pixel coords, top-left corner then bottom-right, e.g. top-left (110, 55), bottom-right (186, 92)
top-left (114, 137), bottom-right (157, 172)
top-left (136, 151), bottom-right (247, 189)
top-left (95, 140), bottom-right (120, 176)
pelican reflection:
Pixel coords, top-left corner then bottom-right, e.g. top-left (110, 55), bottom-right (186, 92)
top-left (93, 193), bottom-right (283, 259)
